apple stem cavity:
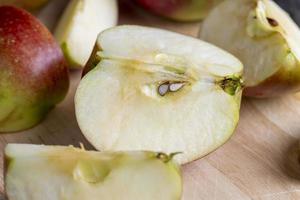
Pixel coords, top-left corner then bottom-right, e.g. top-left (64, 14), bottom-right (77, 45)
top-left (218, 76), bottom-right (243, 96)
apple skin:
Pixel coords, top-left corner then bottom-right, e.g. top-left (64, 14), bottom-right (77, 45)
top-left (82, 44), bottom-right (101, 77)
top-left (134, 0), bottom-right (222, 21)
top-left (0, 6), bottom-right (69, 132)
top-left (244, 66), bottom-right (300, 98)
top-left (0, 0), bottom-right (49, 11)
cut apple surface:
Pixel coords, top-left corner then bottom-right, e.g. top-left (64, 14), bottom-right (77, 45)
top-left (75, 25), bottom-right (243, 164)
top-left (5, 144), bottom-right (182, 200)
top-left (54, 0), bottom-right (118, 68)
top-left (200, 0), bottom-right (300, 97)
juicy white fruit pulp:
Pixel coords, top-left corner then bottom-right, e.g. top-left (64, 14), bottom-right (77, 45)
top-left (5, 144), bottom-right (182, 200)
top-left (200, 0), bottom-right (300, 87)
top-left (75, 25), bottom-right (243, 164)
top-left (54, 0), bottom-right (118, 68)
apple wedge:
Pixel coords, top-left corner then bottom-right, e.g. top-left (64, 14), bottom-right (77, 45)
top-left (5, 144), bottom-right (182, 200)
top-left (200, 0), bottom-right (300, 97)
top-left (54, 0), bottom-right (118, 68)
top-left (75, 25), bottom-right (243, 164)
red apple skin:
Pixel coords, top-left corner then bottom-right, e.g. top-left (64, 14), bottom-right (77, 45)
top-left (134, 0), bottom-right (222, 21)
top-left (0, 6), bottom-right (69, 132)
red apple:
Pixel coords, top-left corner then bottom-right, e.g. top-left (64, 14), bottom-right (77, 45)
top-left (0, 6), bottom-right (69, 132)
top-left (134, 0), bottom-right (222, 21)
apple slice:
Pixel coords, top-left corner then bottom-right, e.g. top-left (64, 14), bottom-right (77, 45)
top-left (54, 0), bottom-right (118, 68)
top-left (5, 144), bottom-right (182, 200)
top-left (75, 25), bottom-right (243, 164)
top-left (200, 0), bottom-right (300, 97)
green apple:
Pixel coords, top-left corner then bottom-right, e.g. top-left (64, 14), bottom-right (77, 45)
top-left (0, 0), bottom-right (49, 11)
top-left (200, 0), bottom-right (300, 97)
top-left (0, 6), bottom-right (69, 132)
top-left (54, 0), bottom-right (118, 68)
top-left (75, 25), bottom-right (243, 164)
top-left (5, 144), bottom-right (182, 200)
top-left (135, 0), bottom-right (223, 22)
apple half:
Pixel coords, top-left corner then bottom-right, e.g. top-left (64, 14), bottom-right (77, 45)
top-left (200, 0), bottom-right (300, 97)
top-left (75, 25), bottom-right (243, 164)
top-left (5, 144), bottom-right (182, 200)
top-left (54, 0), bottom-right (118, 68)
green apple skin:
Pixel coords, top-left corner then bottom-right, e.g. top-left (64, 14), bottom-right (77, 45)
top-left (134, 0), bottom-right (222, 22)
top-left (82, 44), bottom-right (101, 77)
top-left (0, 0), bottom-right (49, 11)
top-left (0, 6), bottom-right (69, 133)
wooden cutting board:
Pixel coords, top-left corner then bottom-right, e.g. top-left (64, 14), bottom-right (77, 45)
top-left (1, 0), bottom-right (300, 199)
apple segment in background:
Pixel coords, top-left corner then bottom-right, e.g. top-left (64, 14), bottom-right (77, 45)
top-left (200, 0), bottom-right (300, 97)
top-left (76, 25), bottom-right (243, 164)
top-left (54, 0), bottom-right (118, 68)
top-left (0, 6), bottom-right (69, 132)
top-left (0, 0), bottom-right (49, 11)
top-left (134, 0), bottom-right (222, 22)
top-left (5, 144), bottom-right (182, 200)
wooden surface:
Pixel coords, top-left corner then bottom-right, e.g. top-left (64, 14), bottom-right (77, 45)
top-left (1, 0), bottom-right (300, 199)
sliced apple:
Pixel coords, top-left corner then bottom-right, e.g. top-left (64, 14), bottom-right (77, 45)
top-left (200, 0), bottom-right (300, 97)
top-left (54, 0), bottom-right (118, 68)
top-left (75, 25), bottom-right (243, 164)
top-left (5, 144), bottom-right (182, 200)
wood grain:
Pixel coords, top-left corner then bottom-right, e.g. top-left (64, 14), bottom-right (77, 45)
top-left (1, 0), bottom-right (300, 199)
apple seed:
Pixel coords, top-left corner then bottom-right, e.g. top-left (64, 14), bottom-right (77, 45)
top-left (169, 82), bottom-right (185, 92)
top-left (158, 82), bottom-right (170, 96)
top-left (267, 17), bottom-right (279, 27)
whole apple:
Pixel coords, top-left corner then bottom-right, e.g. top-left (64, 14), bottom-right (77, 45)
top-left (0, 0), bottom-right (49, 11)
top-left (134, 0), bottom-right (222, 21)
top-left (0, 6), bottom-right (69, 132)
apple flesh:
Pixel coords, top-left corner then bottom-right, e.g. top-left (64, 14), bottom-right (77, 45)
top-left (200, 0), bottom-right (300, 97)
top-left (76, 25), bottom-right (243, 164)
top-left (5, 144), bottom-right (182, 200)
top-left (0, 6), bottom-right (69, 132)
top-left (54, 0), bottom-right (118, 68)
top-left (0, 0), bottom-right (49, 11)
top-left (134, 0), bottom-right (222, 21)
